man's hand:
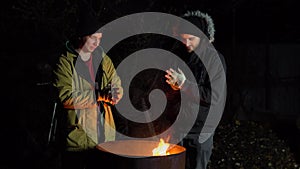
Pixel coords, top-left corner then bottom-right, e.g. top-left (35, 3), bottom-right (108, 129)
top-left (165, 68), bottom-right (186, 90)
top-left (111, 84), bottom-right (123, 105)
top-left (97, 83), bottom-right (123, 105)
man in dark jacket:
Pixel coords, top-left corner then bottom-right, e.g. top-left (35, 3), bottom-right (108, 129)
top-left (165, 10), bottom-right (227, 169)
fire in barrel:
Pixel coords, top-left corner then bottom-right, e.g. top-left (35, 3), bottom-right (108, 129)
top-left (96, 139), bottom-right (186, 169)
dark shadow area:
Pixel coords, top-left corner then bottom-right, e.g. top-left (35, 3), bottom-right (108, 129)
top-left (271, 120), bottom-right (300, 164)
top-left (1, 0), bottom-right (300, 168)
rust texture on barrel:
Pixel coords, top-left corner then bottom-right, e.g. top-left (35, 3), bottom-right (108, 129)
top-left (96, 140), bottom-right (186, 169)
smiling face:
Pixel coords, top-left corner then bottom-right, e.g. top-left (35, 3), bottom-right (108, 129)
top-left (179, 34), bottom-right (200, 53)
top-left (81, 32), bottom-right (103, 53)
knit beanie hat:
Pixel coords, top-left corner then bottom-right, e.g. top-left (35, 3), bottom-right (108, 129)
top-left (75, 5), bottom-right (103, 38)
top-left (177, 10), bottom-right (215, 42)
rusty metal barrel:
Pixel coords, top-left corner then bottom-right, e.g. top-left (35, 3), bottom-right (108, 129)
top-left (96, 140), bottom-right (186, 169)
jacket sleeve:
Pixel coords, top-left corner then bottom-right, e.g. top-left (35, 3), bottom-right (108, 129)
top-left (101, 54), bottom-right (123, 96)
top-left (176, 49), bottom-right (227, 135)
top-left (181, 70), bottom-right (211, 107)
top-left (53, 54), bottom-right (97, 109)
top-left (181, 49), bottom-right (226, 108)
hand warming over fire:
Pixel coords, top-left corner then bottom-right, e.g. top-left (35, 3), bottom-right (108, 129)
top-left (111, 84), bottom-right (123, 105)
top-left (165, 68), bottom-right (186, 90)
top-left (97, 84), bottom-right (123, 105)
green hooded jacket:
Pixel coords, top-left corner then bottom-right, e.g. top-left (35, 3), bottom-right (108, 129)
top-left (53, 45), bottom-right (122, 151)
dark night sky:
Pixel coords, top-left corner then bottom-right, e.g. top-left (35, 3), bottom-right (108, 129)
top-left (1, 0), bottom-right (299, 130)
top-left (2, 0), bottom-right (300, 50)
top-left (1, 0), bottom-right (300, 168)
top-left (2, 0), bottom-right (298, 117)
top-left (2, 0), bottom-right (299, 136)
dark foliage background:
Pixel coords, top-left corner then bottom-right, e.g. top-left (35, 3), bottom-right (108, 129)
top-left (1, 0), bottom-right (300, 168)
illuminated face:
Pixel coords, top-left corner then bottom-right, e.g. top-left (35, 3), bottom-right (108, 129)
top-left (82, 32), bottom-right (102, 53)
top-left (180, 34), bottom-right (200, 53)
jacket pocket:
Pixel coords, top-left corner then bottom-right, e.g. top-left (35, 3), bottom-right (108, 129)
top-left (66, 125), bottom-right (88, 150)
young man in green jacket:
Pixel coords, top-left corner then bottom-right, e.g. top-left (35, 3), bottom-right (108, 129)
top-left (52, 8), bottom-right (123, 169)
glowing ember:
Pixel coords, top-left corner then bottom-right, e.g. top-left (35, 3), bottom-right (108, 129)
top-left (152, 138), bottom-right (170, 156)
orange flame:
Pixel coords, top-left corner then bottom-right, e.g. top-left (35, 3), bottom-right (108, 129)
top-left (152, 138), bottom-right (170, 156)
